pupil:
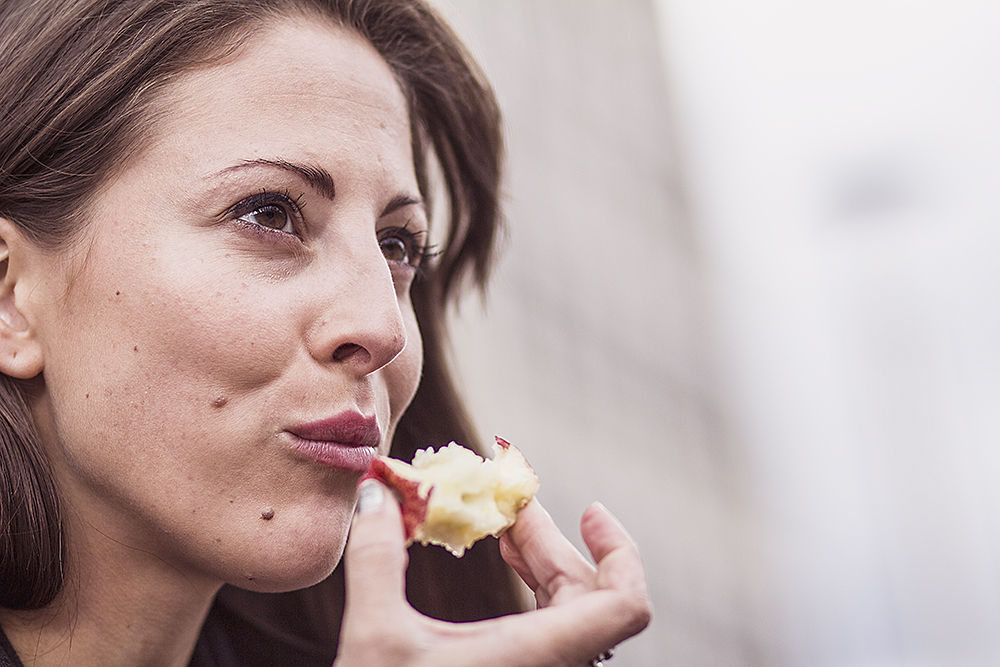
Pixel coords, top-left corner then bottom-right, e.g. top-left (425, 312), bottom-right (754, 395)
top-left (382, 238), bottom-right (408, 263)
top-left (256, 207), bottom-right (286, 229)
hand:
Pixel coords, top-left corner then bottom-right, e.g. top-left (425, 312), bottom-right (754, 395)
top-left (334, 480), bottom-right (652, 667)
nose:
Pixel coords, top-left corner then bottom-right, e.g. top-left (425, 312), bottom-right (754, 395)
top-left (306, 242), bottom-right (408, 376)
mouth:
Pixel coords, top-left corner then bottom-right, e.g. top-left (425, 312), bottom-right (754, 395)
top-left (286, 412), bottom-right (381, 473)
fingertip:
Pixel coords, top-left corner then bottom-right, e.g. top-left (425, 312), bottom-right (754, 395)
top-left (580, 501), bottom-right (627, 535)
top-left (580, 502), bottom-right (641, 565)
top-left (347, 479), bottom-right (405, 557)
top-left (355, 478), bottom-right (387, 515)
top-left (581, 501), bottom-right (616, 527)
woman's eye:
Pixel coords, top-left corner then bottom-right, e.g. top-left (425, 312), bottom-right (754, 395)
top-left (378, 227), bottom-right (429, 269)
top-left (380, 236), bottom-right (410, 264)
top-left (238, 205), bottom-right (292, 233)
top-left (227, 191), bottom-right (303, 238)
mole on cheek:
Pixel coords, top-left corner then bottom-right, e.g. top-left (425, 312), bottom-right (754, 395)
top-left (260, 507), bottom-right (275, 521)
top-left (211, 396), bottom-right (228, 408)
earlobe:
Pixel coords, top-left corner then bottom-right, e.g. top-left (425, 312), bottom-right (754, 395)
top-left (0, 221), bottom-right (44, 379)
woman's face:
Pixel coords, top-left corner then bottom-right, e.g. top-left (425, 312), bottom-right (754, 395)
top-left (25, 17), bottom-right (424, 591)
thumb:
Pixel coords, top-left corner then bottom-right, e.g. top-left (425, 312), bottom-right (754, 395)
top-left (342, 480), bottom-right (410, 619)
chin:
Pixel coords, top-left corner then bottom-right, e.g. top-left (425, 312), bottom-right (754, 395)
top-left (227, 540), bottom-right (347, 593)
top-left (220, 508), bottom-right (352, 593)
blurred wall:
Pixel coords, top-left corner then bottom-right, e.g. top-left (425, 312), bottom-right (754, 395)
top-left (656, 1), bottom-right (1000, 666)
top-left (432, 1), bottom-right (770, 665)
top-left (433, 0), bottom-right (1000, 665)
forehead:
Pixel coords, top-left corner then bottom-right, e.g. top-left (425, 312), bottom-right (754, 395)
top-left (142, 16), bottom-right (413, 173)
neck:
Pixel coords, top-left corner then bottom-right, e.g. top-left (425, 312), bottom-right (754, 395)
top-left (0, 516), bottom-right (222, 667)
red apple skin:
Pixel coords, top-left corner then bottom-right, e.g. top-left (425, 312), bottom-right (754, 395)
top-left (362, 437), bottom-right (534, 550)
top-left (363, 458), bottom-right (430, 542)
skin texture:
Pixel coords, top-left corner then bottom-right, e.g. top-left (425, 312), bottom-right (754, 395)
top-left (1, 16), bottom-right (425, 667)
top-left (0, 14), bottom-right (651, 667)
top-left (338, 485), bottom-right (652, 667)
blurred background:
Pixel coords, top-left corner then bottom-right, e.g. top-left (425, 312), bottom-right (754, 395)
top-left (431, 1), bottom-right (1000, 665)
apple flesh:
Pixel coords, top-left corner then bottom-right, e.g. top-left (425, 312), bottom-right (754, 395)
top-left (364, 437), bottom-right (540, 556)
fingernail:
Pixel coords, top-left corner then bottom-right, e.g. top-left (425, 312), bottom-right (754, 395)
top-left (356, 480), bottom-right (385, 515)
top-left (591, 501), bottom-right (610, 515)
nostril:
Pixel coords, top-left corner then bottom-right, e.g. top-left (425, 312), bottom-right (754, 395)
top-left (332, 342), bottom-right (366, 363)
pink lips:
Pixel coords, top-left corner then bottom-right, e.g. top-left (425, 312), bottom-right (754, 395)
top-left (287, 412), bottom-right (380, 473)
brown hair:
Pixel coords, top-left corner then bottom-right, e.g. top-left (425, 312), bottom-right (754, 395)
top-left (0, 0), bottom-right (519, 623)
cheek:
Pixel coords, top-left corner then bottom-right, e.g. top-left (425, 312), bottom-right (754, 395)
top-left (34, 247), bottom-right (298, 514)
top-left (98, 263), bottom-right (292, 400)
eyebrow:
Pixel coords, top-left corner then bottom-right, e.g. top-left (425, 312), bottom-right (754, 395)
top-left (221, 158), bottom-right (337, 200)
top-left (217, 159), bottom-right (424, 216)
top-left (381, 193), bottom-right (425, 218)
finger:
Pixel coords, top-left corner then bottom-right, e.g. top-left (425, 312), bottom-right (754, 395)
top-left (503, 503), bottom-right (651, 657)
top-left (504, 499), bottom-right (597, 605)
top-left (471, 592), bottom-right (644, 667)
top-left (581, 503), bottom-right (649, 592)
top-left (498, 532), bottom-right (539, 592)
top-left (581, 503), bottom-right (653, 635)
top-left (342, 480), bottom-right (409, 618)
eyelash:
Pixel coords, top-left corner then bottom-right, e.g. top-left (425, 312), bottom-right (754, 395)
top-left (227, 192), bottom-right (436, 270)
top-left (378, 222), bottom-right (437, 272)
top-left (228, 190), bottom-right (304, 238)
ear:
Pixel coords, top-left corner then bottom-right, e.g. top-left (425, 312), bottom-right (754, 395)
top-left (0, 217), bottom-right (44, 379)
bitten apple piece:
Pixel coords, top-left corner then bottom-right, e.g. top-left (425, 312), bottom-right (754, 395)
top-left (364, 437), bottom-right (539, 556)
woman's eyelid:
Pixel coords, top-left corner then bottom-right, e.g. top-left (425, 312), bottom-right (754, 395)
top-left (227, 189), bottom-right (306, 234)
top-left (385, 217), bottom-right (427, 242)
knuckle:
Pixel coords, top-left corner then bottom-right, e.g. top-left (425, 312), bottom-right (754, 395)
top-left (620, 593), bottom-right (653, 635)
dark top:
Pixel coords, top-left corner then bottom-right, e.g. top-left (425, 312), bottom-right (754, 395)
top-left (0, 628), bottom-right (25, 667)
top-left (0, 575), bottom-right (342, 667)
top-left (190, 574), bottom-right (344, 667)
top-left (3, 540), bottom-right (511, 667)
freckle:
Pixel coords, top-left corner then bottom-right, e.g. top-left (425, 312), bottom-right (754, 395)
top-left (85, 394), bottom-right (89, 399)
top-left (115, 291), bottom-right (120, 296)
top-left (215, 538), bottom-right (222, 543)
top-left (260, 507), bottom-right (274, 521)
top-left (133, 346), bottom-right (138, 352)
top-left (212, 396), bottom-right (228, 408)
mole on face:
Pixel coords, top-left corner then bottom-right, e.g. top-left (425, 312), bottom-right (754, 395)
top-left (260, 507), bottom-right (275, 521)
top-left (211, 396), bottom-right (228, 408)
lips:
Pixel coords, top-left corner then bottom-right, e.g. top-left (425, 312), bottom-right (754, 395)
top-left (287, 412), bottom-right (381, 473)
